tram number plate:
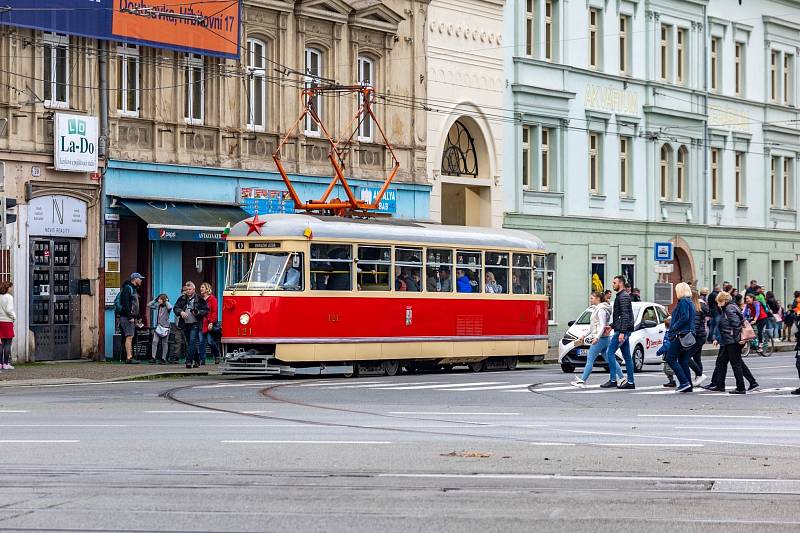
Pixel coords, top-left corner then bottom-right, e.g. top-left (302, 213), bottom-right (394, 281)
top-left (249, 242), bottom-right (281, 249)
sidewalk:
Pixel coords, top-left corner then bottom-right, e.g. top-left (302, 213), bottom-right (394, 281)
top-left (544, 339), bottom-right (798, 362)
top-left (0, 359), bottom-right (220, 387)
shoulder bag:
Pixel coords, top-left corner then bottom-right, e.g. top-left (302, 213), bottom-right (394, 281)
top-left (678, 331), bottom-right (696, 348)
top-left (740, 319), bottom-right (756, 342)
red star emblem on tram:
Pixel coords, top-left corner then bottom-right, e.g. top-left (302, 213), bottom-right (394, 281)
top-left (245, 213), bottom-right (266, 236)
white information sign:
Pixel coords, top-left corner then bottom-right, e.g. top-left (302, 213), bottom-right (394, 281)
top-left (53, 113), bottom-right (99, 172)
top-left (29, 195), bottom-right (88, 238)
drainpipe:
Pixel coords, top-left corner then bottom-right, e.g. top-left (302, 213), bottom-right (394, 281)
top-left (702, 5), bottom-right (710, 288)
top-left (98, 40), bottom-right (109, 361)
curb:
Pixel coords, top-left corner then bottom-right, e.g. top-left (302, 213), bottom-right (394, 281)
top-left (0, 370), bottom-right (219, 387)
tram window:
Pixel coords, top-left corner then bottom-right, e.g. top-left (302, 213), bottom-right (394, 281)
top-left (310, 243), bottom-right (352, 291)
top-left (513, 253), bottom-right (533, 295)
top-left (358, 246), bottom-right (391, 291)
top-left (485, 252), bottom-right (509, 294)
top-left (395, 247), bottom-right (422, 292)
top-left (455, 250), bottom-right (482, 293)
top-left (226, 252), bottom-right (304, 291)
top-left (426, 248), bottom-right (453, 292)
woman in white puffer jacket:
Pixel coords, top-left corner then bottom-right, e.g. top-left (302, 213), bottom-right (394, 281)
top-left (0, 281), bottom-right (16, 370)
top-left (571, 291), bottom-right (615, 387)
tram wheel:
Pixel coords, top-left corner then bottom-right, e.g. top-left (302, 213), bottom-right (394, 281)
top-left (403, 362), bottom-right (418, 374)
top-left (382, 360), bottom-right (400, 376)
top-left (468, 360), bottom-right (486, 373)
top-left (505, 357), bottom-right (518, 370)
top-left (343, 362), bottom-right (360, 378)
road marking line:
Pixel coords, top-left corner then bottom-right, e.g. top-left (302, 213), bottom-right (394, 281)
top-left (389, 411), bottom-right (521, 416)
top-left (675, 426), bottom-right (800, 431)
top-left (550, 427), bottom-right (800, 449)
top-left (240, 411), bottom-right (273, 414)
top-left (0, 410), bottom-right (29, 413)
top-left (294, 381), bottom-right (385, 387)
top-left (533, 384), bottom-right (602, 392)
top-left (0, 424), bottom-right (126, 427)
top-left (446, 384), bottom-right (531, 391)
top-left (0, 440), bottom-right (79, 443)
top-left (222, 440), bottom-right (392, 444)
top-left (324, 381), bottom-right (443, 389)
top-left (594, 443), bottom-right (704, 447)
top-left (638, 414), bottom-right (772, 419)
top-left (144, 410), bottom-right (229, 414)
top-left (379, 382), bottom-right (507, 391)
top-left (528, 442), bottom-right (575, 446)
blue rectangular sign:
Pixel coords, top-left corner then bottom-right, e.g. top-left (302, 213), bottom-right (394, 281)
top-left (653, 242), bottom-right (674, 262)
top-left (359, 187), bottom-right (397, 214)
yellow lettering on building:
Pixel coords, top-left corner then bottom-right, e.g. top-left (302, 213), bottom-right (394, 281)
top-left (584, 84), bottom-right (639, 115)
top-left (708, 105), bottom-right (750, 133)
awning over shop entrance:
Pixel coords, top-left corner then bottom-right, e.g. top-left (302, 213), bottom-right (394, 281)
top-left (119, 199), bottom-right (249, 241)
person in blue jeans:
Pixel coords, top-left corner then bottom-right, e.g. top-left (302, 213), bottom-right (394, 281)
top-left (665, 282), bottom-right (697, 392)
top-left (603, 275), bottom-right (636, 389)
top-left (571, 292), bottom-right (614, 387)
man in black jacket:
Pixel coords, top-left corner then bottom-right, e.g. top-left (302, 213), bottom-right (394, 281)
top-left (603, 275), bottom-right (636, 389)
top-left (118, 273), bottom-right (144, 364)
top-left (173, 281), bottom-right (209, 368)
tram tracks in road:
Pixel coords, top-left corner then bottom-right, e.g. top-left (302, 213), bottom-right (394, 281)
top-left (160, 380), bottom-right (556, 446)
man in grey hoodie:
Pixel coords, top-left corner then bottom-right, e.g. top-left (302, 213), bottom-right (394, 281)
top-left (148, 294), bottom-right (173, 364)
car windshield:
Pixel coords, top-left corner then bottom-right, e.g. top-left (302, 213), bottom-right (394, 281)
top-left (575, 310), bottom-right (592, 325)
top-left (226, 252), bottom-right (302, 291)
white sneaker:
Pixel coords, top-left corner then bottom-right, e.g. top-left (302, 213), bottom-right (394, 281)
top-left (570, 378), bottom-right (586, 388)
top-left (617, 377), bottom-right (628, 387)
top-left (5, 364), bottom-right (13, 370)
top-left (693, 374), bottom-right (708, 387)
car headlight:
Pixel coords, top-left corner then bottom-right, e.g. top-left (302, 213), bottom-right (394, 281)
top-left (239, 313), bottom-right (251, 325)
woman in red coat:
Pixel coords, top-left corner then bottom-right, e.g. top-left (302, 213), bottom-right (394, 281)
top-left (199, 282), bottom-right (221, 364)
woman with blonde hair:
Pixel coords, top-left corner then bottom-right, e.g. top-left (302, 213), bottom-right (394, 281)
top-left (664, 282), bottom-right (696, 392)
top-left (199, 282), bottom-right (221, 365)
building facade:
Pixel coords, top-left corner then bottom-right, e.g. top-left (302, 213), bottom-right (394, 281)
top-left (426, 0), bottom-right (506, 228)
top-left (0, 0), bottom-right (431, 361)
top-left (504, 0), bottom-right (800, 341)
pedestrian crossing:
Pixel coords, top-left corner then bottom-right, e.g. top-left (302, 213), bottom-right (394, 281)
top-left (282, 380), bottom-right (798, 396)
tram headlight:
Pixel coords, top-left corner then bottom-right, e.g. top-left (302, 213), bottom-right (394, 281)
top-left (239, 312), bottom-right (251, 325)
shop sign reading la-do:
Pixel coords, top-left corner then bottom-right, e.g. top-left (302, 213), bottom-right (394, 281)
top-left (53, 113), bottom-right (99, 172)
top-left (29, 195), bottom-right (88, 238)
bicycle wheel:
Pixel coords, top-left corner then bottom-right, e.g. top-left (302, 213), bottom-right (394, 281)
top-left (741, 341), bottom-right (751, 357)
top-left (761, 332), bottom-right (774, 357)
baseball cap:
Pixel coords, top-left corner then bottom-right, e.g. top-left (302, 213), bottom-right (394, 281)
top-left (130, 272), bottom-right (145, 280)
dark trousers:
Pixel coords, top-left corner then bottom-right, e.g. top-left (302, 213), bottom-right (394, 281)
top-left (185, 323), bottom-right (201, 366)
top-left (711, 343), bottom-right (754, 390)
top-left (665, 339), bottom-right (692, 388)
top-left (0, 338), bottom-right (10, 366)
top-left (686, 335), bottom-right (706, 376)
top-left (756, 320), bottom-right (766, 343)
top-left (796, 352), bottom-right (800, 381)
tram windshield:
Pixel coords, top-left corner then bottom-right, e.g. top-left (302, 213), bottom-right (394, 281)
top-left (226, 252), bottom-right (304, 291)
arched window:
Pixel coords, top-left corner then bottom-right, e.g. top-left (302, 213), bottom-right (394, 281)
top-left (246, 38), bottom-right (267, 131)
top-left (659, 144), bottom-right (672, 200)
top-left (304, 48), bottom-right (323, 135)
top-left (441, 120), bottom-right (479, 177)
top-left (676, 145), bottom-right (688, 201)
top-left (357, 55), bottom-right (375, 141)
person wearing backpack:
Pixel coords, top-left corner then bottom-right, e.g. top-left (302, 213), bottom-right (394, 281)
top-left (116, 273), bottom-right (144, 364)
top-left (147, 294), bottom-right (172, 364)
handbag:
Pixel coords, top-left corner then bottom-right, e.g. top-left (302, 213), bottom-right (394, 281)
top-left (209, 321), bottom-right (222, 335)
top-left (679, 331), bottom-right (696, 348)
top-left (740, 319), bottom-right (756, 342)
top-left (155, 324), bottom-right (170, 338)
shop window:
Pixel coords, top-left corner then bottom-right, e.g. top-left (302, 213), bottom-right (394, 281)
top-left (394, 247), bottom-right (422, 292)
top-left (357, 246), bottom-right (391, 291)
top-left (485, 251), bottom-right (509, 294)
top-left (514, 253), bottom-right (534, 295)
top-left (621, 256), bottom-right (635, 289)
top-left (455, 250), bottom-right (482, 293)
top-left (310, 243), bottom-right (352, 291)
top-left (426, 248), bottom-right (453, 293)
top-left (43, 33), bottom-right (69, 108)
top-left (591, 254), bottom-right (606, 292)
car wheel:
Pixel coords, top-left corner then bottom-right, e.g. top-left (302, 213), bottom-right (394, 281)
top-left (633, 346), bottom-right (644, 372)
top-left (560, 363), bottom-right (575, 373)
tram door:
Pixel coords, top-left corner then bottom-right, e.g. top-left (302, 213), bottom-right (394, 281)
top-left (30, 239), bottom-right (82, 360)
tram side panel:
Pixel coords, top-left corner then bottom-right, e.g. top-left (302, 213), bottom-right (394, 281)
top-left (221, 295), bottom-right (548, 364)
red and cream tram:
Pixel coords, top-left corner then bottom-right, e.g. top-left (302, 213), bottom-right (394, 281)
top-left (221, 214), bottom-right (549, 375)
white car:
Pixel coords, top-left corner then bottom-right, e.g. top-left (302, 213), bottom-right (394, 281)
top-left (558, 301), bottom-right (668, 373)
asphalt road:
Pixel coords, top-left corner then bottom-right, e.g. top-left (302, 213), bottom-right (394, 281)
top-left (0, 354), bottom-right (799, 532)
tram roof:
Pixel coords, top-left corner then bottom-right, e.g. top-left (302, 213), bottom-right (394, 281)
top-left (228, 214), bottom-right (545, 251)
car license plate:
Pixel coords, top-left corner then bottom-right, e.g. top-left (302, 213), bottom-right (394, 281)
top-left (577, 349), bottom-right (588, 357)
